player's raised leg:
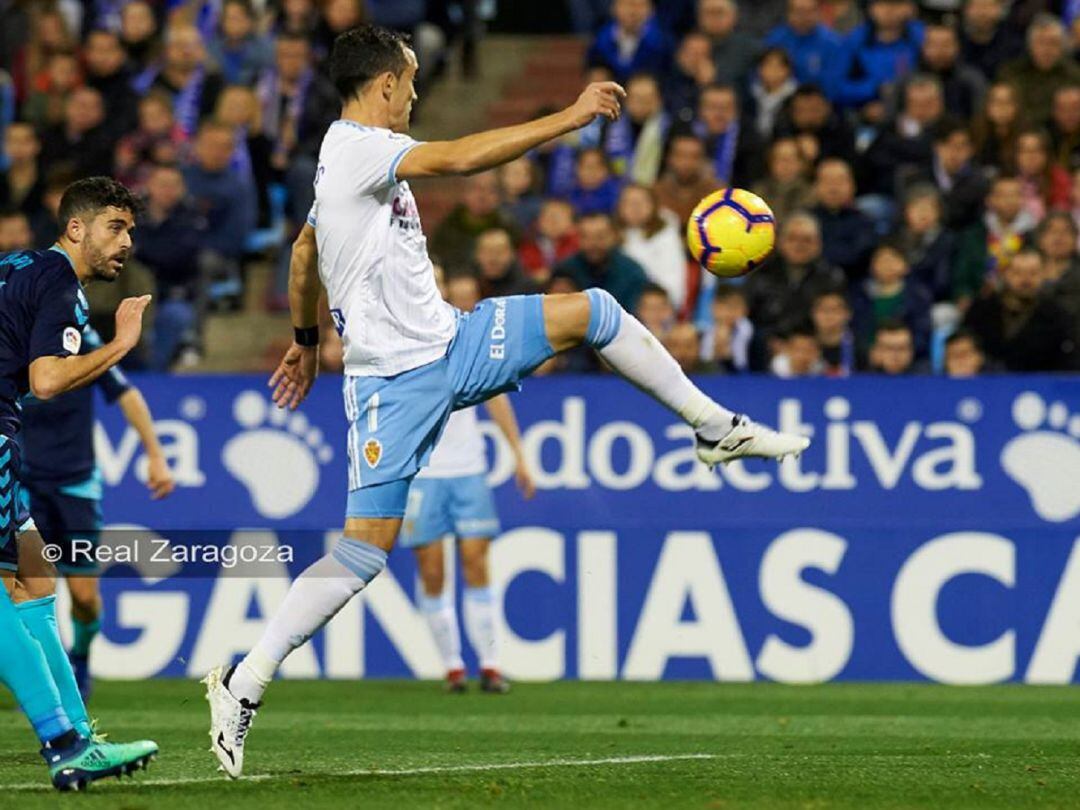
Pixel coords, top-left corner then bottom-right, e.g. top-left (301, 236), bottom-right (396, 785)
top-left (540, 291), bottom-right (809, 465)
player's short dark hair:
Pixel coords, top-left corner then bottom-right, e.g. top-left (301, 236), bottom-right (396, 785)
top-left (329, 24), bottom-right (412, 103)
top-left (57, 177), bottom-right (138, 229)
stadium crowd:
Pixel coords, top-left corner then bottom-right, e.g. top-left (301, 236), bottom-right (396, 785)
top-left (1, 0), bottom-right (1079, 377)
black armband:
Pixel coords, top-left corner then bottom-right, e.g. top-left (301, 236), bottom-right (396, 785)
top-left (294, 325), bottom-right (319, 347)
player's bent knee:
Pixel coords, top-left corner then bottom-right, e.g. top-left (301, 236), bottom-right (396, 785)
top-left (542, 292), bottom-right (592, 352)
top-left (583, 288), bottom-right (623, 349)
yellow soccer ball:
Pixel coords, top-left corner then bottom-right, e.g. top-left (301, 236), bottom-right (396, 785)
top-left (686, 188), bottom-right (776, 278)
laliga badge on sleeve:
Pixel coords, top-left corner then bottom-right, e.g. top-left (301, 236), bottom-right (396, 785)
top-left (62, 326), bottom-right (82, 354)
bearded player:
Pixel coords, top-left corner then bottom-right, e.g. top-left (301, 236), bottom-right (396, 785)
top-left (205, 24), bottom-right (810, 777)
top-left (0, 177), bottom-right (158, 789)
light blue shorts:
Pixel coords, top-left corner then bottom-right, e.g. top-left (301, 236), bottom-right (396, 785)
top-left (344, 295), bottom-right (553, 518)
top-left (399, 474), bottom-right (500, 548)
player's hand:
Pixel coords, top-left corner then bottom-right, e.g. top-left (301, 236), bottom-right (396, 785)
top-left (568, 81), bottom-right (626, 128)
top-left (269, 342), bottom-right (319, 410)
top-left (146, 454), bottom-right (175, 500)
top-left (514, 458), bottom-right (536, 500)
top-left (113, 295), bottom-right (152, 353)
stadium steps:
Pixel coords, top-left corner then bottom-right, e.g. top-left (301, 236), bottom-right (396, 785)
top-left (194, 34), bottom-right (587, 372)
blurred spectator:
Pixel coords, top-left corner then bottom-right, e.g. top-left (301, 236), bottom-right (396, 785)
top-left (474, 228), bottom-right (539, 299)
top-left (635, 282), bottom-right (676, 337)
top-left (1049, 85), bottom-right (1080, 172)
top-left (943, 328), bottom-right (987, 376)
top-left (851, 240), bottom-right (933, 357)
top-left (115, 91), bottom-right (189, 193)
top-left (752, 137), bottom-right (814, 223)
top-left (971, 80), bottom-right (1025, 172)
top-left (314, 0), bottom-right (368, 61)
top-left (868, 319), bottom-right (922, 374)
top-left (963, 247), bottom-right (1078, 370)
top-left (519, 198), bottom-right (579, 281)
top-left (770, 323), bottom-right (824, 377)
top-left (0, 122), bottom-right (48, 237)
top-left (690, 83), bottom-right (762, 187)
top-left (654, 132), bottom-right (722, 224)
top-left (136, 163), bottom-right (205, 369)
top-left (499, 157), bottom-right (543, 229)
top-left (120, 0), bottom-right (161, 80)
top-left (822, 0), bottom-right (863, 36)
top-left (149, 24), bottom-right (224, 138)
top-left (616, 183), bottom-right (687, 309)
top-left (432, 172), bottom-right (517, 271)
top-left (554, 212), bottom-right (647, 310)
top-left (764, 0), bottom-right (843, 91)
top-left (447, 272), bottom-right (483, 313)
top-left (183, 120), bottom-right (257, 304)
top-left (895, 185), bottom-right (955, 301)
top-left (959, 0), bottom-right (1022, 81)
top-left (209, 0), bottom-right (274, 86)
top-left (745, 211), bottom-right (846, 338)
top-left (215, 85), bottom-right (274, 227)
top-left (915, 23), bottom-right (986, 120)
top-left (568, 147), bottom-right (623, 215)
top-left (586, 0), bottom-right (672, 84)
top-left (1014, 129), bottom-right (1071, 221)
top-left (775, 83), bottom-right (857, 166)
top-left (696, 0), bottom-right (759, 87)
top-left (831, 0), bottom-right (924, 111)
top-left (0, 209), bottom-right (32, 252)
top-left (663, 322), bottom-right (704, 373)
top-left (811, 287), bottom-right (856, 375)
top-left (862, 73), bottom-right (943, 199)
top-left (664, 32), bottom-right (717, 123)
top-left (702, 284), bottom-right (753, 371)
top-left (954, 175), bottom-right (1035, 303)
top-left (11, 4), bottom-right (77, 104)
top-left (23, 50), bottom-right (81, 131)
top-left (602, 73), bottom-right (668, 185)
top-left (811, 158), bottom-right (877, 280)
top-left (275, 0), bottom-right (320, 38)
top-left (83, 29), bottom-right (139, 139)
top-left (39, 86), bottom-right (114, 179)
top-left (746, 48), bottom-right (798, 140)
top-left (1001, 14), bottom-right (1080, 123)
top-left (1035, 212), bottom-right (1080, 327)
top-left (907, 116), bottom-right (986, 230)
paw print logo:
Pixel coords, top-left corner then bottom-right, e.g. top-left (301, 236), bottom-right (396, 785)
top-left (1000, 392), bottom-right (1080, 523)
top-left (222, 391), bottom-right (333, 520)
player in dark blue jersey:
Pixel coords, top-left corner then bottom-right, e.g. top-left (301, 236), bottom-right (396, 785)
top-left (0, 177), bottom-right (158, 790)
top-left (21, 324), bottom-right (175, 701)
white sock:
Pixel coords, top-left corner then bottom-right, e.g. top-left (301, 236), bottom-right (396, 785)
top-left (419, 591), bottom-right (464, 672)
top-left (228, 539), bottom-right (387, 704)
top-left (463, 587), bottom-right (498, 670)
top-left (586, 289), bottom-right (736, 441)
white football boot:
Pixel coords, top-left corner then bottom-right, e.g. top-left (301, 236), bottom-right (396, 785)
top-left (203, 665), bottom-right (258, 778)
top-left (696, 415), bottom-right (810, 467)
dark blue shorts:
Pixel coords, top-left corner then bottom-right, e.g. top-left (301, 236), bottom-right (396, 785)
top-left (0, 435), bottom-right (32, 572)
top-left (21, 476), bottom-right (103, 574)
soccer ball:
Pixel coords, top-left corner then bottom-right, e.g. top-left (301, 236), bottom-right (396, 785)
top-left (686, 188), bottom-right (776, 278)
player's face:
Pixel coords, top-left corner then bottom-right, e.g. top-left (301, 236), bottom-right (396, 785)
top-left (80, 207), bottom-right (136, 282)
top-left (388, 47), bottom-right (419, 133)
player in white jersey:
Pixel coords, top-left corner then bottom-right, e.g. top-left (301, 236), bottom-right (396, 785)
top-left (400, 272), bottom-right (533, 695)
top-left (205, 24), bottom-right (810, 778)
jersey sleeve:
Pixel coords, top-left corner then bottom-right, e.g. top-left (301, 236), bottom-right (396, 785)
top-left (85, 326), bottom-right (131, 403)
top-left (28, 271), bottom-right (85, 363)
top-left (350, 129), bottom-right (422, 194)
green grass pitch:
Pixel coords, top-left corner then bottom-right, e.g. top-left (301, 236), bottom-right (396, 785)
top-left (2, 680), bottom-right (1080, 808)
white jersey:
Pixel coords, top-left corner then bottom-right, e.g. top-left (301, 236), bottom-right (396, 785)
top-left (418, 407), bottom-right (487, 479)
top-left (308, 120), bottom-right (456, 377)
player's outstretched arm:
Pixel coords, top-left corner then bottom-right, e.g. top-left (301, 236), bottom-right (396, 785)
top-left (270, 223), bottom-right (321, 410)
top-left (117, 387), bottom-right (175, 499)
top-left (484, 394), bottom-right (535, 499)
top-left (397, 82), bottom-right (626, 180)
top-left (28, 295), bottom-right (150, 401)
